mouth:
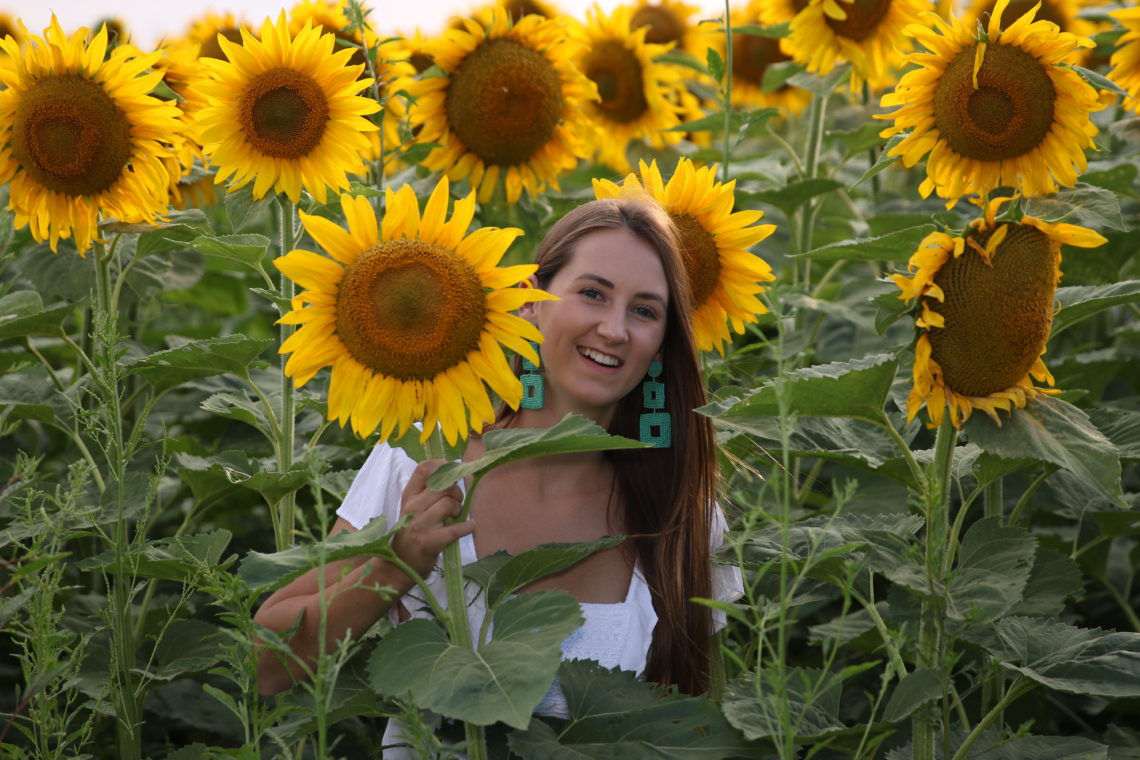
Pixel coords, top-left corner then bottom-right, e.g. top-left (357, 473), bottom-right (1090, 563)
top-left (577, 346), bottom-right (622, 369)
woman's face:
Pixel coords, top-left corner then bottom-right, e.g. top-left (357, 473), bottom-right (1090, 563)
top-left (525, 227), bottom-right (669, 424)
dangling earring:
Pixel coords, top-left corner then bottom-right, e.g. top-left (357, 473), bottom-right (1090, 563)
top-left (520, 341), bottom-right (544, 409)
top-left (639, 360), bottom-right (671, 448)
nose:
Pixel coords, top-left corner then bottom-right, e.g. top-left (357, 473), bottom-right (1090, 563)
top-left (596, 306), bottom-right (628, 343)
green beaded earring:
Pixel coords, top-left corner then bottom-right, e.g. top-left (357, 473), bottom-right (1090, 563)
top-left (639, 360), bottom-right (670, 448)
top-left (520, 341), bottom-right (543, 409)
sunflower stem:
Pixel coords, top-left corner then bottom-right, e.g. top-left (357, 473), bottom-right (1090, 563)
top-left (798, 85), bottom-right (829, 257)
top-left (721, 0), bottom-right (733, 184)
top-left (275, 195), bottom-right (298, 551)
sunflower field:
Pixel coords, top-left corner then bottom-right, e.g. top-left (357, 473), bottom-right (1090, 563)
top-left (1, 0), bottom-right (1139, 757)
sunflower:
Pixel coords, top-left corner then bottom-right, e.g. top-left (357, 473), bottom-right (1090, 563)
top-left (711, 0), bottom-right (812, 115)
top-left (186, 11), bottom-right (250, 63)
top-left (472, 0), bottom-right (562, 25)
top-left (574, 5), bottom-right (690, 172)
top-left (1109, 6), bottom-right (1140, 115)
top-left (274, 177), bottom-right (556, 443)
top-left (397, 12), bottom-right (597, 204)
top-left (878, 0), bottom-right (1102, 202)
top-left (593, 158), bottom-right (776, 354)
top-left (964, 0), bottom-right (1099, 64)
top-left (630, 0), bottom-right (718, 60)
top-left (891, 196), bottom-right (1106, 428)
top-left (196, 13), bottom-right (380, 204)
top-left (0, 17), bottom-right (183, 254)
top-left (786, 0), bottom-right (927, 89)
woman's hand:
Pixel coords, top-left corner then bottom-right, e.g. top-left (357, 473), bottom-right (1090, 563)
top-left (391, 459), bottom-right (475, 580)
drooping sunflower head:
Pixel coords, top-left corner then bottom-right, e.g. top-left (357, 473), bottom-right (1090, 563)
top-left (891, 197), bottom-right (1107, 428)
top-left (709, 0), bottom-right (812, 115)
top-left (397, 12), bottom-right (598, 204)
top-left (593, 158), bottom-right (776, 354)
top-left (787, 0), bottom-right (927, 89)
top-left (879, 0), bottom-right (1103, 202)
top-left (195, 12), bottom-right (380, 204)
top-left (574, 4), bottom-right (690, 171)
top-left (1109, 6), bottom-right (1140, 115)
top-left (274, 177), bottom-right (556, 443)
top-left (0, 16), bottom-right (183, 254)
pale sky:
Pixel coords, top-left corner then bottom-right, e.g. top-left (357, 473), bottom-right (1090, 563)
top-left (10, 0), bottom-right (727, 48)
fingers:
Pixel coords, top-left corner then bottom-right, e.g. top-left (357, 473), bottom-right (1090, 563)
top-left (402, 460), bottom-right (463, 516)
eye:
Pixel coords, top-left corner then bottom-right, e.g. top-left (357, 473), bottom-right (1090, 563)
top-left (580, 287), bottom-right (604, 300)
top-left (634, 304), bottom-right (659, 320)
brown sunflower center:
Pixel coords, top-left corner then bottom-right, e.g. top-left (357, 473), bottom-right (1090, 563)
top-left (733, 33), bottom-right (790, 88)
top-left (0, 19), bottom-right (16, 41)
top-left (928, 223), bottom-right (1058, 398)
top-left (631, 4), bottom-right (685, 46)
top-left (505, 0), bottom-right (552, 21)
top-left (409, 52), bottom-right (435, 73)
top-left (239, 68), bottom-right (329, 159)
top-left (11, 75), bottom-right (131, 197)
top-left (336, 238), bottom-right (488, 380)
top-left (446, 38), bottom-right (563, 166)
top-left (933, 42), bottom-right (1055, 161)
top-left (199, 27), bottom-right (244, 61)
top-left (983, 0), bottom-right (1066, 30)
top-left (583, 41), bottom-right (649, 124)
top-left (824, 0), bottom-right (892, 42)
top-left (672, 212), bottom-right (720, 309)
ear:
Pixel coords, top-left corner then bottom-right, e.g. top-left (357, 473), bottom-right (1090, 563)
top-left (517, 274), bottom-right (542, 320)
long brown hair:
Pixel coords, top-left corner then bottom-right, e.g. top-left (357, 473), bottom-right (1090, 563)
top-left (503, 197), bottom-right (718, 694)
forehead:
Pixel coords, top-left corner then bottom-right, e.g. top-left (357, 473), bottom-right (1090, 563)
top-left (554, 227), bottom-right (668, 295)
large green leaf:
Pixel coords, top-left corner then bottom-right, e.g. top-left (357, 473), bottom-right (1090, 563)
top-left (1008, 547), bottom-right (1085, 618)
top-left (747, 178), bottom-right (844, 220)
top-left (984, 617), bottom-right (1140, 698)
top-left (187, 233), bottom-right (272, 269)
top-left (974, 735), bottom-right (1107, 759)
top-left (795, 226), bottom-right (935, 262)
top-left (884, 669), bottom-right (941, 723)
top-left (1052, 281), bottom-right (1140, 336)
top-left (175, 451), bottom-right (311, 505)
top-left (947, 517), bottom-right (1036, 624)
top-left (76, 530), bottom-right (233, 582)
top-left (965, 396), bottom-right (1125, 506)
top-left (464, 535), bottom-right (625, 608)
top-left (128, 335), bottom-right (273, 395)
top-left (699, 354), bottom-right (898, 424)
top-left (1086, 408), bottom-right (1140, 461)
top-left (369, 591), bottom-right (583, 728)
top-left (0, 370), bottom-right (75, 425)
top-left (1022, 184), bottom-right (1126, 231)
top-left (0, 291), bottom-right (75, 341)
top-left (508, 661), bottom-right (753, 759)
top-left (427, 414), bottom-right (646, 490)
top-left (150, 620), bottom-right (226, 680)
top-left (722, 667), bottom-right (846, 741)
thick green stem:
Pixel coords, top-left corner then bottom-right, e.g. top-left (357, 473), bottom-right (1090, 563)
top-left (275, 196), bottom-right (297, 551)
top-left (951, 680), bottom-right (1035, 760)
top-left (984, 478), bottom-right (1003, 520)
top-left (798, 90), bottom-right (829, 257)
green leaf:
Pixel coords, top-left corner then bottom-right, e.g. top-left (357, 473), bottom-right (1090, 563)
top-left (0, 291), bottom-right (74, 341)
top-left (747, 178), bottom-right (843, 220)
top-left (464, 535), bottom-right (625, 607)
top-left (965, 396), bottom-right (1125, 507)
top-left (369, 591), bottom-right (583, 728)
top-left (852, 134), bottom-right (904, 188)
top-left (741, 514), bottom-right (923, 579)
top-left (1008, 547), bottom-right (1085, 618)
top-left (1080, 163), bottom-right (1137, 195)
top-left (706, 48), bottom-right (725, 83)
top-left (508, 661), bottom-right (752, 759)
top-left (831, 122), bottom-right (887, 156)
top-left (884, 668), bottom-right (941, 722)
top-left (77, 530), bottom-right (233, 583)
top-left (787, 63), bottom-right (850, 96)
top-left (722, 667), bottom-right (845, 741)
top-left (873, 290), bottom-right (910, 335)
top-left (975, 735), bottom-right (1108, 760)
top-left (223, 184), bottom-right (265, 233)
top-left (1086, 408), bottom-right (1140, 461)
top-left (734, 22), bottom-right (790, 38)
top-left (795, 225), bottom-right (934, 262)
top-left (1022, 184), bottom-right (1126, 231)
top-left (187, 233), bottom-right (272, 269)
top-left (128, 335), bottom-right (273, 396)
top-left (653, 49), bottom-right (709, 76)
top-left (1071, 64), bottom-right (1130, 99)
top-left (698, 353), bottom-right (898, 424)
top-left (664, 108), bottom-right (779, 135)
top-left (151, 620), bottom-right (225, 680)
top-left (983, 617), bottom-right (1140, 698)
top-left (427, 414), bottom-right (646, 490)
top-left (0, 370), bottom-right (75, 426)
top-left (762, 60), bottom-right (802, 93)
top-left (947, 517), bottom-right (1036, 624)
top-left (1053, 281), bottom-right (1140, 336)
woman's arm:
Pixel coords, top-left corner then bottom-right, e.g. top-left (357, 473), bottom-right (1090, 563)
top-left (252, 460), bottom-right (474, 696)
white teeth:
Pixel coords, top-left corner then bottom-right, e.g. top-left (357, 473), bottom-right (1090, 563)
top-left (579, 347), bottom-right (620, 367)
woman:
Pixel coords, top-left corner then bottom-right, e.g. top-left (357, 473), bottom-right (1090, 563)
top-left (253, 197), bottom-right (741, 741)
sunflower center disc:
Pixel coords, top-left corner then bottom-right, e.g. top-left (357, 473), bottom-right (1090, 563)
top-left (199, 27), bottom-right (244, 61)
top-left (928, 223), bottom-right (1058, 398)
top-left (336, 238), bottom-right (488, 380)
top-left (733, 34), bottom-right (789, 88)
top-left (825, 0), bottom-right (893, 42)
top-left (446, 38), bottom-right (563, 166)
top-left (505, 0), bottom-right (551, 22)
top-left (12, 75), bottom-right (131, 197)
top-left (672, 212), bottom-right (721, 309)
top-left (584, 41), bottom-right (649, 124)
top-left (240, 68), bottom-right (329, 159)
top-left (933, 42), bottom-right (1055, 160)
top-left (631, 4), bottom-right (685, 46)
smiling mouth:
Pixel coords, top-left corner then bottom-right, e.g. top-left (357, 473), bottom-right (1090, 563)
top-left (577, 346), bottom-right (622, 368)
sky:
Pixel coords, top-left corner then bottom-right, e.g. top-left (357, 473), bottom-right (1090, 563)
top-left (10, 0), bottom-right (726, 48)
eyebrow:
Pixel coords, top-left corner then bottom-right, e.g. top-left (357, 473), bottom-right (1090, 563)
top-left (574, 273), bottom-right (667, 305)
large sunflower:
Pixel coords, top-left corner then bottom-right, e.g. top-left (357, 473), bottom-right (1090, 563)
top-left (575, 5), bottom-right (690, 172)
top-left (397, 12), bottom-right (597, 204)
top-left (593, 158), bottom-right (776, 354)
top-left (878, 0), bottom-right (1102, 202)
top-left (0, 17), bottom-right (182, 254)
top-left (712, 0), bottom-right (812, 116)
top-left (1109, 6), bottom-right (1140, 115)
top-left (275, 177), bottom-right (555, 443)
top-left (787, 0), bottom-right (927, 89)
top-left (892, 197), bottom-right (1106, 428)
top-left (196, 13), bottom-right (380, 204)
